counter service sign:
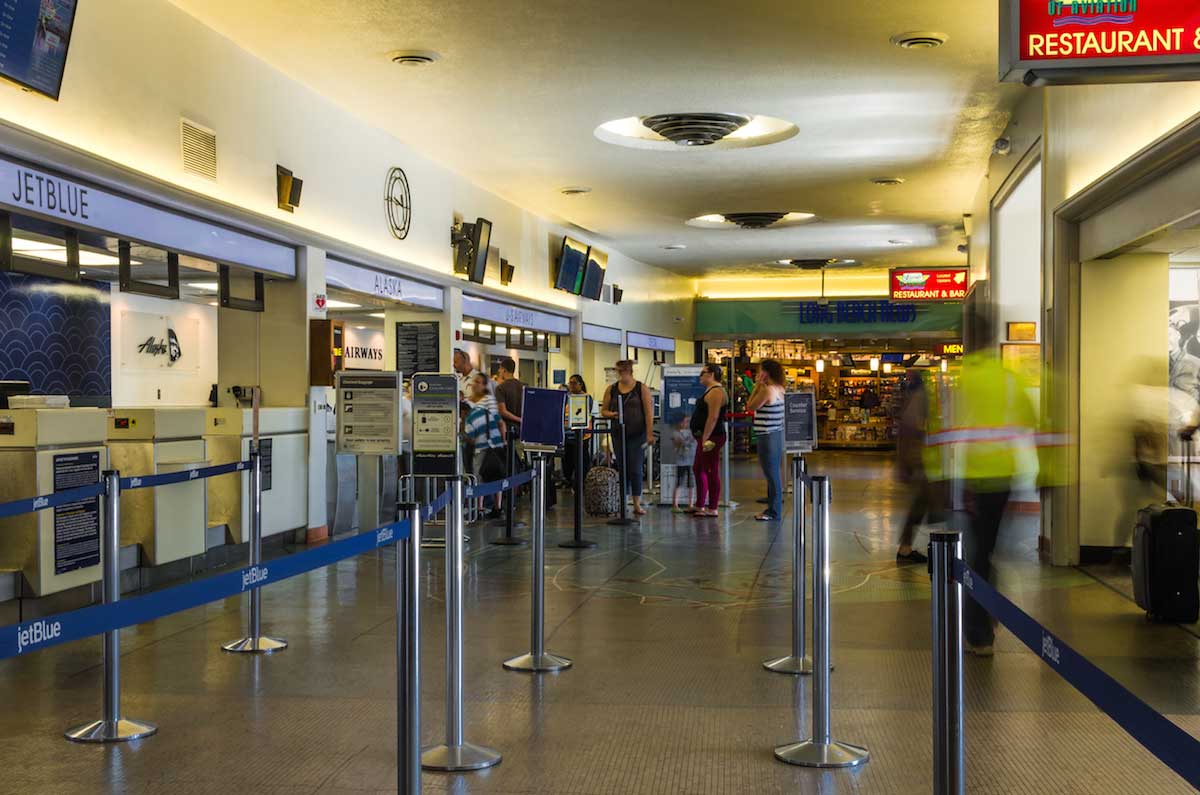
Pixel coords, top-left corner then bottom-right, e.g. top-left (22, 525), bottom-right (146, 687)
top-left (1001, 0), bottom-right (1200, 83)
top-left (784, 391), bottom-right (818, 453)
top-left (890, 269), bottom-right (967, 301)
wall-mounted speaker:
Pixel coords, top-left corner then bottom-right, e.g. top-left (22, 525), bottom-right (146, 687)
top-left (277, 165), bottom-right (303, 212)
top-left (612, 285), bottom-right (624, 305)
top-left (500, 258), bottom-right (515, 286)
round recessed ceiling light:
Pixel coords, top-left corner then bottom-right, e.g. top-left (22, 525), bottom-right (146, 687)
top-left (596, 114), bottom-right (798, 151)
top-left (559, 185), bottom-right (592, 196)
top-left (888, 239), bottom-right (913, 246)
top-left (388, 49), bottom-right (441, 66)
top-left (872, 176), bottom-right (905, 186)
top-left (663, 243), bottom-right (687, 251)
top-left (890, 31), bottom-right (948, 50)
top-left (687, 212), bottom-right (817, 230)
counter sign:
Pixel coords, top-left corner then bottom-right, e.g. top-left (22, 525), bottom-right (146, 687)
top-left (1001, 0), bottom-right (1200, 84)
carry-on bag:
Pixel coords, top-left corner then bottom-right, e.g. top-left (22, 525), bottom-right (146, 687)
top-left (1132, 434), bottom-right (1200, 623)
top-left (584, 466), bottom-right (621, 517)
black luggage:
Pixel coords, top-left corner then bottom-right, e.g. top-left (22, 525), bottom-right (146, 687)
top-left (1132, 436), bottom-right (1200, 623)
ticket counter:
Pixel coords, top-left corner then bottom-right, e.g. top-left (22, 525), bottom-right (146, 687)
top-left (205, 407), bottom-right (308, 543)
top-left (106, 408), bottom-right (208, 565)
top-left (0, 409), bottom-right (108, 596)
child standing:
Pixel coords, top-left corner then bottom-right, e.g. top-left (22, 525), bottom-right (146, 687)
top-left (671, 418), bottom-right (697, 512)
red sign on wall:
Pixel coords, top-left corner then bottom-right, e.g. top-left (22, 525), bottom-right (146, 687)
top-left (890, 269), bottom-right (968, 302)
top-left (1002, 0), bottom-right (1200, 83)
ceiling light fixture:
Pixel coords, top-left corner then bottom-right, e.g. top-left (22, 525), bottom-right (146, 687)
top-left (687, 211), bottom-right (817, 230)
top-left (368, 312), bottom-right (386, 319)
top-left (890, 31), bottom-right (948, 50)
top-left (888, 239), bottom-right (912, 246)
top-left (388, 49), bottom-right (441, 66)
top-left (871, 177), bottom-right (905, 186)
top-left (560, 186), bottom-right (592, 196)
top-left (324, 299), bottom-right (362, 310)
top-left (596, 115), bottom-right (798, 151)
top-left (663, 243), bottom-right (687, 251)
top-left (12, 237), bottom-right (133, 267)
top-left (640, 112), bottom-right (751, 147)
top-left (187, 281), bottom-right (220, 292)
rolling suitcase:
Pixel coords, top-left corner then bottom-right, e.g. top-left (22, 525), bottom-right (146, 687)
top-left (584, 466), bottom-right (621, 517)
top-left (1132, 436), bottom-right (1200, 623)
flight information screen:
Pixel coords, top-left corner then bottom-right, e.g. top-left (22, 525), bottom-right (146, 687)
top-left (0, 0), bottom-right (78, 99)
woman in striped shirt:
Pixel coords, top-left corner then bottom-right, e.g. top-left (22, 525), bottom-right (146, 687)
top-left (747, 359), bottom-right (786, 521)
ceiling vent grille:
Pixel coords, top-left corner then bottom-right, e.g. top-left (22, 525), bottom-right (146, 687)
top-left (723, 212), bottom-right (787, 229)
top-left (641, 113), bottom-right (750, 146)
top-left (180, 118), bottom-right (217, 180)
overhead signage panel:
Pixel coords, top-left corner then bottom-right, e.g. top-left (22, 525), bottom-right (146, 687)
top-left (325, 257), bottom-right (444, 310)
top-left (626, 331), bottom-right (675, 352)
top-left (581, 322), bottom-right (622, 345)
top-left (890, 268), bottom-right (968, 302)
top-left (461, 294), bottom-right (571, 335)
top-left (1001, 0), bottom-right (1200, 84)
top-left (0, 155), bottom-right (296, 276)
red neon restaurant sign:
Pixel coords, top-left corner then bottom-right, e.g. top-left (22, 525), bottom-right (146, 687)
top-left (889, 268), bottom-right (968, 302)
top-left (1001, 0), bottom-right (1200, 84)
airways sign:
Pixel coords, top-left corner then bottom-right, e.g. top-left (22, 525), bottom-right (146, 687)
top-left (1000, 0), bottom-right (1200, 84)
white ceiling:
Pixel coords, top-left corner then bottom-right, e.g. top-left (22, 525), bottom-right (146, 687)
top-left (169, 0), bottom-right (1022, 278)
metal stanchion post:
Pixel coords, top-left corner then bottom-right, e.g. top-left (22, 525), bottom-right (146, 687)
top-left (398, 503), bottom-right (422, 795)
top-left (492, 426), bottom-right (528, 544)
top-left (775, 475), bottom-right (869, 769)
top-left (608, 420), bottom-right (636, 526)
top-left (721, 420), bottom-right (738, 508)
top-left (505, 454), bottom-right (573, 672)
top-left (224, 450), bottom-right (287, 654)
top-left (763, 455), bottom-right (815, 675)
top-left (422, 476), bottom-right (502, 771)
top-left (561, 429), bottom-right (596, 549)
top-left (66, 470), bottom-right (157, 743)
top-left (931, 531), bottom-right (965, 795)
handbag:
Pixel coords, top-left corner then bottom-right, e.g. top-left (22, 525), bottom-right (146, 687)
top-left (478, 409), bottom-right (508, 483)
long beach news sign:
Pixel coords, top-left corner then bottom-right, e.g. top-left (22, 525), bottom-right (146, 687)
top-left (1000, 0), bottom-right (1200, 85)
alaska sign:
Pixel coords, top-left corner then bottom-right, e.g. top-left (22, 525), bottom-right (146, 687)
top-left (1000, 0), bottom-right (1200, 84)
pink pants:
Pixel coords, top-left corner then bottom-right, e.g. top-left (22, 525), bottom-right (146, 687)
top-left (692, 436), bottom-right (725, 510)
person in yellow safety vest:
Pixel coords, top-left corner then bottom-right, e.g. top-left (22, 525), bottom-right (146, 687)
top-left (951, 347), bottom-right (1037, 657)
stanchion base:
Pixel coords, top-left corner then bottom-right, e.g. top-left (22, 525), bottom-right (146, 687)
top-left (221, 636), bottom-right (288, 654)
top-left (774, 740), bottom-right (869, 769)
top-left (559, 538), bottom-right (598, 549)
top-left (421, 741), bottom-right (502, 771)
top-left (502, 652), bottom-right (573, 673)
top-left (490, 519), bottom-right (527, 529)
top-left (490, 536), bottom-right (529, 547)
top-left (762, 654), bottom-right (814, 675)
top-left (64, 718), bottom-right (157, 743)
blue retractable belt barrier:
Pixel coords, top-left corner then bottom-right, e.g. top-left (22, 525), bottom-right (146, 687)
top-left (466, 469), bottom-right (534, 499)
top-left (953, 559), bottom-right (1200, 787)
top-left (121, 460), bottom-right (251, 491)
top-left (0, 519), bottom-right (410, 661)
top-left (0, 482), bottom-right (106, 520)
top-left (424, 489), bottom-right (452, 520)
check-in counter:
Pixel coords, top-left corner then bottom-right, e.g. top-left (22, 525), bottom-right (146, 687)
top-left (0, 409), bottom-right (108, 596)
top-left (206, 407), bottom-right (308, 543)
top-left (106, 408), bottom-right (208, 566)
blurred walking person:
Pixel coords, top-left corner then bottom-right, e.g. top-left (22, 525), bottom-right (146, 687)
top-left (895, 370), bottom-right (935, 564)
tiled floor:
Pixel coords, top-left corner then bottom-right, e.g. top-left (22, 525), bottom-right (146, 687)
top-left (2, 452), bottom-right (1198, 793)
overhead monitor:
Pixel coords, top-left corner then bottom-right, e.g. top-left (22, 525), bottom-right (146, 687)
top-left (467, 218), bottom-right (492, 284)
top-left (554, 236), bottom-right (590, 295)
top-left (580, 247), bottom-right (607, 301)
top-left (0, 1), bottom-right (78, 100)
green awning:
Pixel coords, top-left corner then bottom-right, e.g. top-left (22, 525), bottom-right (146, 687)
top-left (695, 298), bottom-right (963, 339)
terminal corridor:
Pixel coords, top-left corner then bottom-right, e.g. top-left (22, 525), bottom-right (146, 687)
top-left (2, 455), bottom-right (1196, 794)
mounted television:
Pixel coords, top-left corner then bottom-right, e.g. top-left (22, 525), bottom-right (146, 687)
top-left (467, 218), bottom-right (492, 284)
top-left (0, 1), bottom-right (79, 100)
top-left (580, 248), bottom-right (607, 301)
top-left (555, 236), bottom-right (590, 295)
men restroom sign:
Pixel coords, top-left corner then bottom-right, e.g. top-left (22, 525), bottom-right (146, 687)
top-left (1000, 0), bottom-right (1200, 84)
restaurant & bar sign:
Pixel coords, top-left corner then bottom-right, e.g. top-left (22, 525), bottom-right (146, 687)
top-left (1000, 0), bottom-right (1200, 85)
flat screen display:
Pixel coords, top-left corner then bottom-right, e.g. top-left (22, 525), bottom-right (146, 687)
top-left (554, 236), bottom-right (589, 294)
top-left (468, 218), bottom-right (492, 284)
top-left (0, 1), bottom-right (78, 100)
top-left (580, 247), bottom-right (607, 301)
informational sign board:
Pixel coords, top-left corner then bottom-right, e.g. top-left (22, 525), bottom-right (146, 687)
top-left (568, 394), bottom-right (591, 429)
top-left (53, 451), bottom-right (100, 575)
top-left (336, 371), bottom-right (402, 456)
top-left (410, 373), bottom-right (459, 476)
top-left (520, 387), bottom-right (568, 449)
top-left (999, 0), bottom-right (1200, 85)
top-left (660, 364), bottom-right (706, 466)
top-left (394, 322), bottom-right (440, 378)
top-left (890, 268), bottom-right (968, 302)
top-left (783, 391), bottom-right (818, 453)
top-left (259, 437), bottom-right (273, 492)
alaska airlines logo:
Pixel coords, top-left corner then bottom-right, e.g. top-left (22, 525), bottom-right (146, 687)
top-left (1048, 0), bottom-right (1136, 28)
top-left (17, 619), bottom-right (62, 654)
top-left (241, 565), bottom-right (269, 591)
top-left (138, 328), bottom-right (183, 366)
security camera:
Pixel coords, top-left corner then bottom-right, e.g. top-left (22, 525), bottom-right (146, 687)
top-left (992, 137), bottom-right (1012, 156)
top-left (957, 244), bottom-right (969, 255)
